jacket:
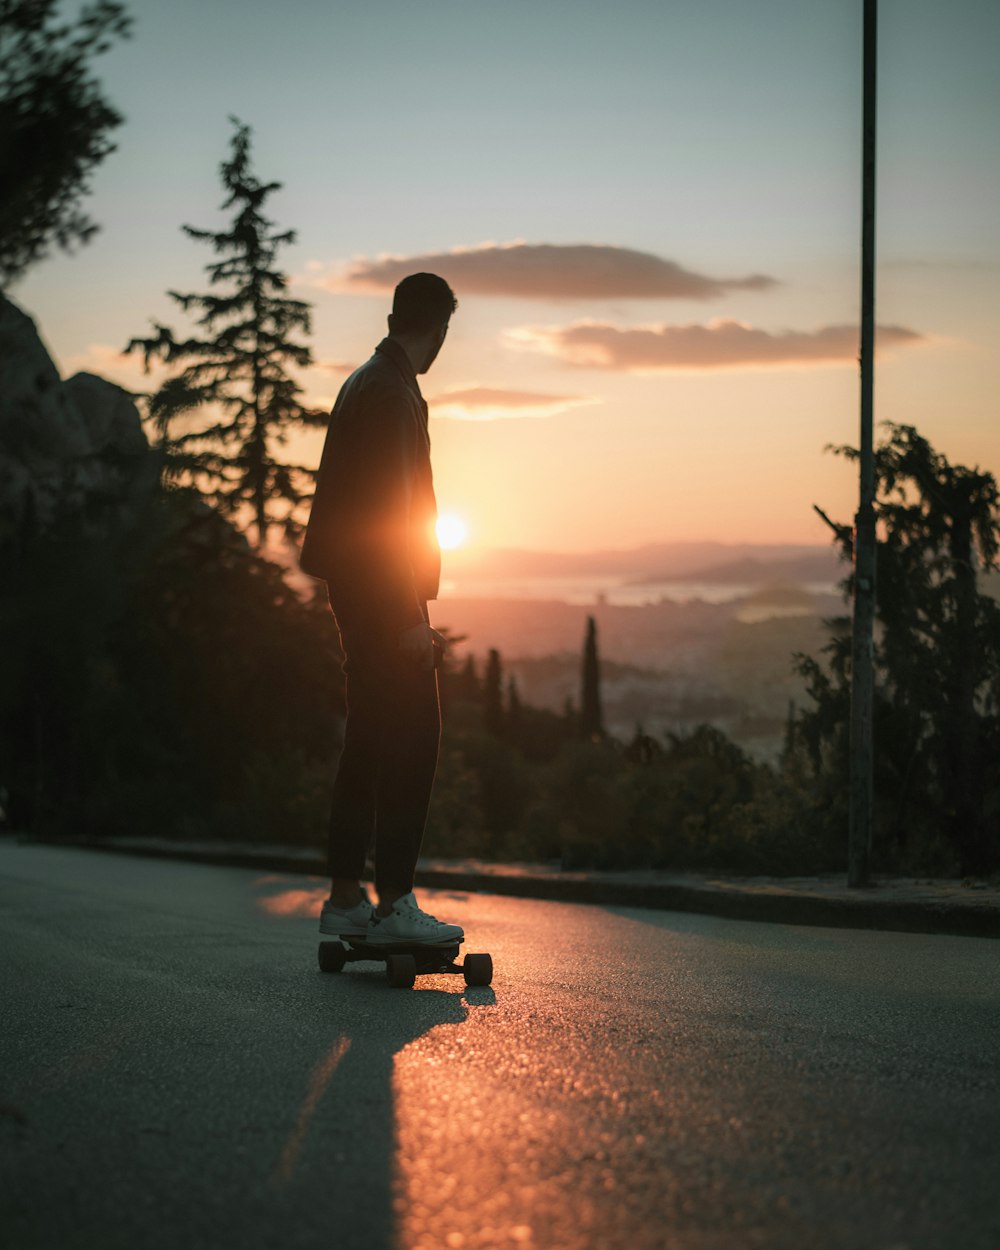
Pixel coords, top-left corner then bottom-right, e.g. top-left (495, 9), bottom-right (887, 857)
top-left (300, 337), bottom-right (440, 630)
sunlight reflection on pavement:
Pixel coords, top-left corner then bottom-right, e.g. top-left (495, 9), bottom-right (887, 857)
top-left (247, 870), bottom-right (1000, 1250)
top-left (254, 879), bottom-right (328, 917)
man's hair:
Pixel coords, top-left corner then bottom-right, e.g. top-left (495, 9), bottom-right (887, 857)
top-left (391, 272), bottom-right (457, 334)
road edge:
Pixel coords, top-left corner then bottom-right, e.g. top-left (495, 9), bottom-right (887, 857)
top-left (19, 837), bottom-right (1000, 940)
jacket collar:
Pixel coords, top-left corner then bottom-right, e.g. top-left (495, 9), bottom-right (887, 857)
top-left (375, 337), bottom-right (421, 394)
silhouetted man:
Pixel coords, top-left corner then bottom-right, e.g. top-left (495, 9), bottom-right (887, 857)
top-left (300, 273), bottom-right (462, 945)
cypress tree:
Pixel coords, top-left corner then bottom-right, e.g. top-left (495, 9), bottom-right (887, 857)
top-left (458, 654), bottom-right (479, 702)
top-left (484, 648), bottom-right (504, 737)
top-left (506, 674), bottom-right (522, 740)
top-left (126, 118), bottom-right (324, 547)
top-left (580, 615), bottom-right (605, 739)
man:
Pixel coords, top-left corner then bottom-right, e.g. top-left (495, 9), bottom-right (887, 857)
top-left (300, 272), bottom-right (462, 945)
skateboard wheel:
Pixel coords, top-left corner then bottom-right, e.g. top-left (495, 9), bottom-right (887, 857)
top-left (317, 942), bottom-right (347, 973)
top-left (386, 954), bottom-right (416, 989)
top-left (462, 953), bottom-right (493, 987)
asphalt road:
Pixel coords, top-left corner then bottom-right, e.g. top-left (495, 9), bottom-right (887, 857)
top-left (2, 841), bottom-right (998, 1250)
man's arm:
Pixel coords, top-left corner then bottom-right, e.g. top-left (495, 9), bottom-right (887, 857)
top-left (398, 620), bottom-right (449, 668)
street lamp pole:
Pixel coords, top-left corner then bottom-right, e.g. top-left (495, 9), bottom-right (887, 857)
top-left (849, 0), bottom-right (878, 887)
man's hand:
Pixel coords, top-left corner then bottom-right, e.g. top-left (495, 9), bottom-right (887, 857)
top-left (398, 621), bottom-right (448, 669)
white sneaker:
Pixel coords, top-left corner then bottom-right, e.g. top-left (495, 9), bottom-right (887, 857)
top-left (319, 892), bottom-right (375, 937)
top-left (366, 892), bottom-right (464, 946)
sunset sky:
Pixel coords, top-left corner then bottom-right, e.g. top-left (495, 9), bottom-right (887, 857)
top-left (15, 0), bottom-right (1000, 554)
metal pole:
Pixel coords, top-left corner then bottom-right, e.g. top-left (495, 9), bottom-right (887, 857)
top-left (849, 0), bottom-right (877, 887)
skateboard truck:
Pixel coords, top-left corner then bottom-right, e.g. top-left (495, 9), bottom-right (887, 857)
top-left (318, 937), bottom-right (493, 989)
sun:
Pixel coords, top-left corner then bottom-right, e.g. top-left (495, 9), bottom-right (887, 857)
top-left (436, 513), bottom-right (468, 551)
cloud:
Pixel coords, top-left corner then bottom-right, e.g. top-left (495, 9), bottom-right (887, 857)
top-left (333, 242), bottom-right (776, 301)
top-left (428, 386), bottom-right (600, 421)
top-left (311, 359), bottom-right (357, 377)
top-left (506, 319), bottom-right (924, 371)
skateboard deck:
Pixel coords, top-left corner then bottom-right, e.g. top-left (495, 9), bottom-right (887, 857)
top-left (317, 934), bottom-right (493, 988)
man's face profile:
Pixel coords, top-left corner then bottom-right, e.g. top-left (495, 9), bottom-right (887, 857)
top-left (417, 318), bottom-right (449, 375)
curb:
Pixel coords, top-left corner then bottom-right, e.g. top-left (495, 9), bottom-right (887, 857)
top-left (24, 836), bottom-right (1000, 940)
top-left (416, 866), bottom-right (1000, 940)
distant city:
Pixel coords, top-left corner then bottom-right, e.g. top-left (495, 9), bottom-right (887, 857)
top-left (433, 542), bottom-right (848, 762)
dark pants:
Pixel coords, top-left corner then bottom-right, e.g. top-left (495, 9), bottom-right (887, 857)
top-left (327, 610), bottom-right (441, 898)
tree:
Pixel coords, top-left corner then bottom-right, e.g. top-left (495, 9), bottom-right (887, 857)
top-left (580, 615), bottom-right (605, 739)
top-left (798, 424), bottom-right (1000, 873)
top-left (506, 675), bottom-right (522, 736)
top-left (483, 648), bottom-right (504, 737)
top-left (0, 0), bottom-right (131, 287)
top-left (1, 477), bottom-right (346, 840)
top-left (457, 654), bottom-right (479, 702)
top-left (126, 119), bottom-right (324, 547)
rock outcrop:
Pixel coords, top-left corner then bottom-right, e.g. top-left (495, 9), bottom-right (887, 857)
top-left (0, 293), bottom-right (152, 540)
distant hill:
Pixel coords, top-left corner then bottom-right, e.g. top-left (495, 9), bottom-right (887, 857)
top-left (628, 551), bottom-right (844, 586)
top-left (446, 542), bottom-right (839, 583)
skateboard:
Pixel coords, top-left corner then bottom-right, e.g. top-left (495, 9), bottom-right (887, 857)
top-left (317, 935), bottom-right (493, 989)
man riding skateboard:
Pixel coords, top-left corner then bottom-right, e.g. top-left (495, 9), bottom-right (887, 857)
top-left (300, 273), bottom-right (462, 947)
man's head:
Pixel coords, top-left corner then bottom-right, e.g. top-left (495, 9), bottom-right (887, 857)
top-left (387, 272), bottom-right (458, 374)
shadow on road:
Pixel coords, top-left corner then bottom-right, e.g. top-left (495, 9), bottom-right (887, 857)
top-left (253, 876), bottom-right (495, 1250)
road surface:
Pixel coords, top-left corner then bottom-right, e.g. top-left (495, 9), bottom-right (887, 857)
top-left (2, 840), bottom-right (997, 1250)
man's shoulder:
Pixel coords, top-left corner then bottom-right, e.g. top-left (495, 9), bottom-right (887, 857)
top-left (343, 349), bottom-right (390, 389)
top-left (337, 348), bottom-right (420, 418)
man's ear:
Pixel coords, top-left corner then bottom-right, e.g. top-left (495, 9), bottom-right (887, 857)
top-left (387, 314), bottom-right (395, 334)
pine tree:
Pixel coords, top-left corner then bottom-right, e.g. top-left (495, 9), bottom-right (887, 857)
top-left (580, 615), bottom-right (605, 739)
top-left (126, 118), bottom-right (324, 547)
